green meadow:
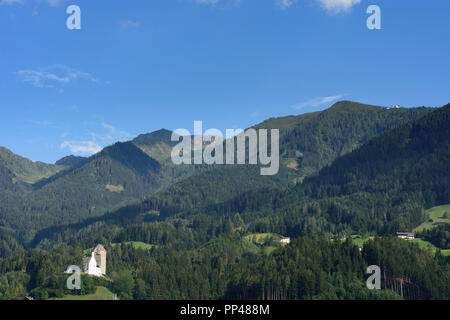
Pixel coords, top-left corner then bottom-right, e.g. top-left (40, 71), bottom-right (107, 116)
top-left (51, 286), bottom-right (116, 301)
top-left (111, 241), bottom-right (155, 250)
top-left (414, 204), bottom-right (450, 232)
top-left (83, 241), bottom-right (155, 254)
top-left (243, 233), bottom-right (277, 245)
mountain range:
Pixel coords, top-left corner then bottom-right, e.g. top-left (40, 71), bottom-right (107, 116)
top-left (32, 102), bottom-right (448, 247)
top-left (0, 100), bottom-right (449, 300)
top-left (0, 100), bottom-right (437, 247)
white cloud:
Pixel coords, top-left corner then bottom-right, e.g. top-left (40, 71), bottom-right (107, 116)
top-left (16, 70), bottom-right (68, 88)
top-left (292, 94), bottom-right (345, 110)
top-left (60, 141), bottom-right (102, 156)
top-left (28, 120), bottom-right (51, 126)
top-left (16, 65), bottom-right (98, 88)
top-left (317, 0), bottom-right (361, 14)
top-left (196, 0), bottom-right (220, 5)
top-left (0, 0), bottom-right (64, 6)
top-left (276, 0), bottom-right (296, 10)
top-left (0, 0), bottom-right (23, 6)
top-left (195, 0), bottom-right (294, 8)
top-left (119, 20), bottom-right (140, 29)
top-left (91, 123), bottom-right (134, 144)
top-left (40, 0), bottom-right (64, 7)
top-left (61, 123), bottom-right (134, 156)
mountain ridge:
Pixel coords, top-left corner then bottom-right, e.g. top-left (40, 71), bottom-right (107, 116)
top-left (0, 100), bottom-right (439, 246)
top-left (0, 146), bottom-right (65, 184)
top-left (55, 155), bottom-right (87, 167)
top-left (28, 102), bottom-right (448, 246)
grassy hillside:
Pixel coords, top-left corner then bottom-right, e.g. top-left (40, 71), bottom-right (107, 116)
top-left (83, 243), bottom-right (156, 254)
top-left (112, 241), bottom-right (155, 250)
top-left (55, 155), bottom-right (87, 168)
top-left (0, 146), bottom-right (65, 184)
top-left (50, 286), bottom-right (116, 300)
top-left (26, 102), bottom-right (441, 247)
top-left (280, 103), bottom-right (450, 234)
top-left (1, 102), bottom-right (448, 300)
top-left (132, 129), bottom-right (177, 162)
top-left (408, 238), bottom-right (450, 257)
top-left (414, 204), bottom-right (450, 232)
top-left (349, 235), bottom-right (374, 246)
top-left (0, 161), bottom-right (18, 193)
top-left (1, 129), bottom-right (219, 247)
top-left (183, 103), bottom-right (450, 239)
top-left (0, 101), bottom-right (439, 249)
top-left (243, 233), bottom-right (277, 245)
top-left (256, 101), bottom-right (433, 177)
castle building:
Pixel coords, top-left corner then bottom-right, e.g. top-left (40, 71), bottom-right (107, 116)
top-left (83, 244), bottom-right (106, 276)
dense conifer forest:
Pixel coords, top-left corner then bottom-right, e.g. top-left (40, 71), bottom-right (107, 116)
top-left (0, 101), bottom-right (448, 300)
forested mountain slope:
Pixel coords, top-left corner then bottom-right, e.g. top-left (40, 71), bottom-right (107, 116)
top-left (0, 101), bottom-right (437, 248)
top-left (2, 105), bottom-right (448, 300)
top-left (1, 234), bottom-right (447, 300)
top-left (0, 141), bottom-right (164, 244)
top-left (55, 155), bottom-right (87, 168)
top-left (0, 161), bottom-right (18, 194)
top-left (81, 103), bottom-right (449, 241)
top-left (255, 101), bottom-right (433, 176)
top-left (0, 129), bottom-right (217, 245)
top-left (30, 103), bottom-right (446, 246)
top-left (236, 103), bottom-right (450, 236)
top-left (0, 147), bottom-right (65, 185)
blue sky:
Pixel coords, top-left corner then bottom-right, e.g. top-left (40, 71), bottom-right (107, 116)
top-left (1, 0), bottom-right (449, 163)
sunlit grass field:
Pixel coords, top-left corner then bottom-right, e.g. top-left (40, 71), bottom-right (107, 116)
top-left (414, 204), bottom-right (450, 232)
top-left (51, 286), bottom-right (116, 300)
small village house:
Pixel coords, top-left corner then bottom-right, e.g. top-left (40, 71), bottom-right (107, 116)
top-left (396, 232), bottom-right (416, 240)
top-left (279, 237), bottom-right (291, 244)
top-left (273, 235), bottom-right (291, 244)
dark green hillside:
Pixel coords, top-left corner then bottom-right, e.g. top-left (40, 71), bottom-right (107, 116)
top-left (132, 129), bottom-right (210, 185)
top-left (117, 101), bottom-right (434, 222)
top-left (268, 101), bottom-right (433, 176)
top-left (100, 141), bottom-right (161, 175)
top-left (4, 102), bottom-right (449, 299)
top-left (0, 161), bottom-right (18, 193)
top-left (308, 103), bottom-right (450, 200)
top-left (0, 101), bottom-right (438, 248)
top-left (132, 128), bottom-right (176, 163)
top-left (2, 142), bottom-right (164, 244)
top-left (0, 147), bottom-right (65, 184)
top-left (0, 131), bottom-right (205, 246)
top-left (1, 235), bottom-right (447, 300)
top-left (55, 155), bottom-right (87, 168)
top-left (239, 104), bottom-right (450, 236)
top-left (225, 236), bottom-right (448, 300)
top-left (139, 164), bottom-right (294, 215)
top-left (30, 164), bottom-right (295, 246)
top-left (0, 229), bottom-right (24, 258)
top-left (185, 103), bottom-right (449, 238)
top-left (27, 102), bottom-right (438, 246)
top-left (0, 162), bottom-right (25, 252)
top-left (72, 103), bottom-right (447, 243)
top-left (418, 224), bottom-right (450, 250)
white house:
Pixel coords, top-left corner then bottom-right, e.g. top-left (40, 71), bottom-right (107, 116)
top-left (397, 232), bottom-right (416, 240)
top-left (279, 237), bottom-right (291, 244)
